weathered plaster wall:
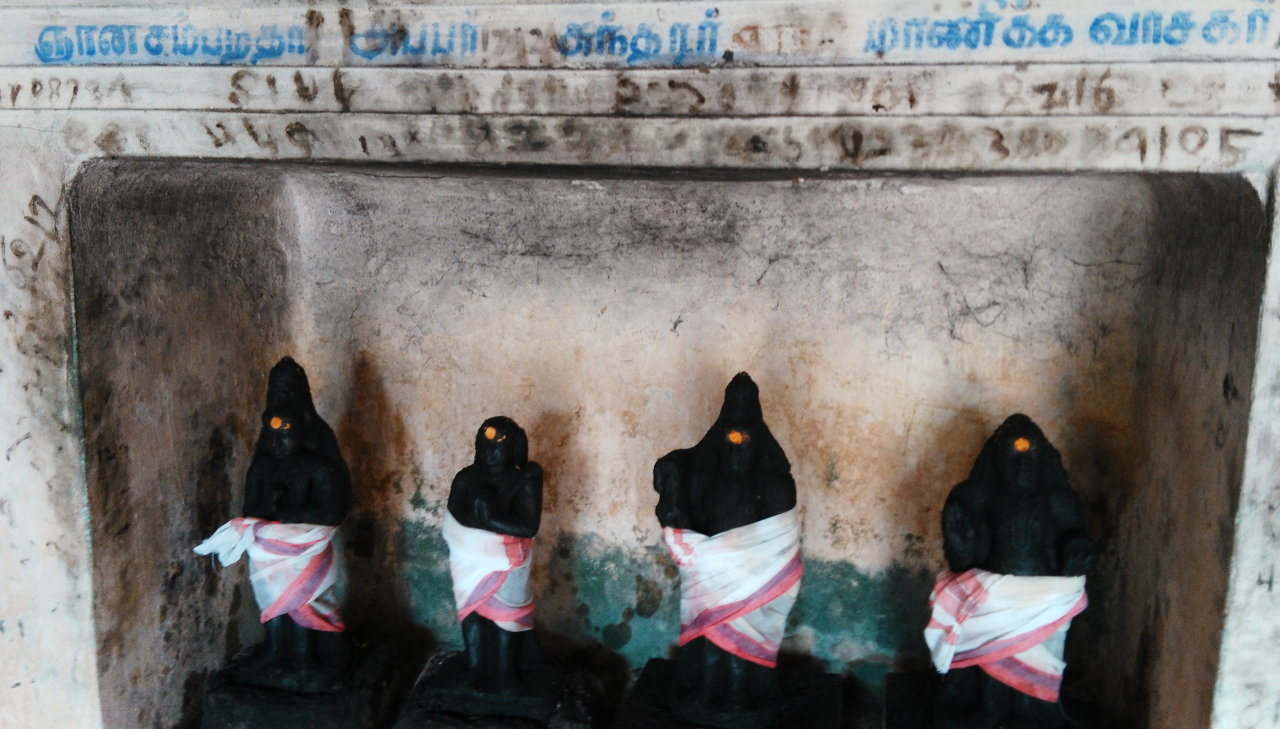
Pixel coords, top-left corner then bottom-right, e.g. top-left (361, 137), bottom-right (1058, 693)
top-left (70, 162), bottom-right (294, 729)
top-left (66, 164), bottom-right (1269, 729)
top-left (1215, 175), bottom-right (1280, 729)
top-left (0, 146), bottom-right (101, 729)
top-left (1084, 177), bottom-right (1266, 729)
top-left (3, 3), bottom-right (1279, 729)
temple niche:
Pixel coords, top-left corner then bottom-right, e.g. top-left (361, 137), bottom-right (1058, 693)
top-left (72, 161), bottom-right (1265, 729)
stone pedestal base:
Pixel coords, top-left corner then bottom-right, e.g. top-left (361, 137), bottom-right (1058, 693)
top-left (612, 658), bottom-right (843, 729)
top-left (200, 644), bottom-right (395, 729)
top-left (883, 671), bottom-right (1100, 729)
top-left (391, 651), bottom-right (580, 728)
top-left (883, 672), bottom-right (936, 729)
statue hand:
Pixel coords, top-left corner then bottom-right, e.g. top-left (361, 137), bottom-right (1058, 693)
top-left (1059, 534), bottom-right (1098, 576)
top-left (263, 486), bottom-right (285, 521)
top-left (473, 495), bottom-right (493, 525)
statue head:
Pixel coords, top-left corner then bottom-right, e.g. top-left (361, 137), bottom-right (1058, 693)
top-left (266, 356), bottom-right (313, 412)
top-left (704, 372), bottom-right (789, 479)
top-left (254, 357), bottom-right (345, 466)
top-left (474, 416), bottom-right (528, 470)
top-left (970, 413), bottom-right (1070, 494)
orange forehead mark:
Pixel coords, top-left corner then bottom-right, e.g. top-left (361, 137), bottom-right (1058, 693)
top-left (727, 430), bottom-right (745, 445)
top-left (1014, 437), bottom-right (1031, 453)
top-left (484, 426), bottom-right (498, 440)
top-left (270, 416), bottom-right (284, 430)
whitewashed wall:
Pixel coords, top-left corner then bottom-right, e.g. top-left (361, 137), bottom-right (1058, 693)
top-left (2, 2), bottom-right (1280, 729)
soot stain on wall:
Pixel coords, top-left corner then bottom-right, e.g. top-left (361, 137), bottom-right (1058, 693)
top-left (72, 160), bottom-right (291, 729)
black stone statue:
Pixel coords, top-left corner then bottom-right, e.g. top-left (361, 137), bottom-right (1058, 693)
top-left (653, 373), bottom-right (801, 727)
top-left (239, 357), bottom-right (352, 692)
top-left (196, 357), bottom-right (353, 695)
top-left (444, 416), bottom-right (544, 691)
top-left (931, 414), bottom-right (1098, 729)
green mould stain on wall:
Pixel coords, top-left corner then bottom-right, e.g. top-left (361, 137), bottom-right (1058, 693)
top-left (394, 516), bottom-right (935, 692)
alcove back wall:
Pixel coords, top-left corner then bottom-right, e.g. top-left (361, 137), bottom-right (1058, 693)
top-left (71, 161), bottom-right (1265, 729)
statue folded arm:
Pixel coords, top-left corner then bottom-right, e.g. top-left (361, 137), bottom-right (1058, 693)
top-left (480, 464), bottom-right (543, 538)
top-left (942, 482), bottom-right (990, 572)
top-left (654, 452), bottom-right (692, 530)
top-left (1050, 487), bottom-right (1097, 576)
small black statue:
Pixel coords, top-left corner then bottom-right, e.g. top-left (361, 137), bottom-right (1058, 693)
top-left (442, 416), bottom-right (543, 691)
top-left (654, 373), bottom-right (802, 727)
top-left (195, 357), bottom-right (353, 694)
top-left (926, 414), bottom-right (1097, 729)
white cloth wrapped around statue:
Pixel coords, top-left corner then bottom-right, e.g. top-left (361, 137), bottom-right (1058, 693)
top-left (194, 517), bottom-right (344, 632)
top-left (661, 506), bottom-right (803, 667)
top-left (441, 510), bottom-right (535, 632)
top-left (925, 568), bottom-right (1088, 702)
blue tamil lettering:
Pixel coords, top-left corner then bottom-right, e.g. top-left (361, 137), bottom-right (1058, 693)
top-left (696, 12), bottom-right (719, 56)
top-left (1247, 9), bottom-right (1270, 44)
top-left (1037, 14), bottom-right (1072, 47)
top-left (75, 25), bottom-right (97, 57)
top-left (223, 32), bottom-right (252, 62)
top-left (597, 21), bottom-right (628, 57)
top-left (864, 18), bottom-right (900, 54)
top-left (1163, 12), bottom-right (1194, 45)
top-left (287, 26), bottom-right (305, 55)
top-left (98, 25), bottom-right (138, 56)
top-left (1202, 11), bottom-right (1240, 45)
top-left (34, 26), bottom-right (74, 63)
top-left (1002, 16), bottom-right (1036, 48)
top-left (251, 25), bottom-right (286, 64)
top-left (627, 23), bottom-right (661, 64)
top-left (431, 23), bottom-right (456, 57)
top-left (460, 23), bottom-right (479, 56)
top-left (558, 23), bottom-right (592, 57)
top-left (350, 27), bottom-right (389, 60)
top-left (173, 24), bottom-right (200, 56)
top-left (143, 25), bottom-right (166, 56)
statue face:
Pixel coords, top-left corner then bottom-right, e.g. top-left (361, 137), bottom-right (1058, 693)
top-left (997, 433), bottom-right (1041, 491)
top-left (265, 414), bottom-right (299, 459)
top-left (478, 424), bottom-right (515, 468)
top-left (721, 427), bottom-right (756, 476)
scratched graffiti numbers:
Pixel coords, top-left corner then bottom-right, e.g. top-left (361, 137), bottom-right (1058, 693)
top-left (226, 69), bottom-right (355, 110)
top-left (1, 195), bottom-right (62, 291)
top-left (824, 121), bottom-right (1259, 168)
top-left (1103, 124), bottom-right (1260, 164)
top-left (844, 74), bottom-right (929, 113)
top-left (997, 69), bottom-right (1118, 113)
top-left (4, 76), bottom-right (134, 108)
top-left (2, 191), bottom-right (67, 373)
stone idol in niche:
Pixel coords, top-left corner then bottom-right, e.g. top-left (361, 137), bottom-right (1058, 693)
top-left (617, 373), bottom-right (841, 729)
top-left (924, 414), bottom-right (1098, 729)
top-left (194, 357), bottom-right (389, 729)
top-left (394, 417), bottom-right (569, 728)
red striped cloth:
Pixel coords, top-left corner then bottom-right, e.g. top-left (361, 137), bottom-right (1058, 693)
top-left (925, 569), bottom-right (1086, 702)
top-left (442, 511), bottom-right (535, 632)
top-left (663, 507), bottom-right (803, 668)
top-left (195, 517), bottom-right (344, 632)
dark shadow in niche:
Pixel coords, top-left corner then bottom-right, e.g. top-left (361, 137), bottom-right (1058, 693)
top-left (337, 352), bottom-right (437, 695)
top-left (70, 160), bottom-right (291, 729)
top-left (1081, 174), bottom-right (1268, 729)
